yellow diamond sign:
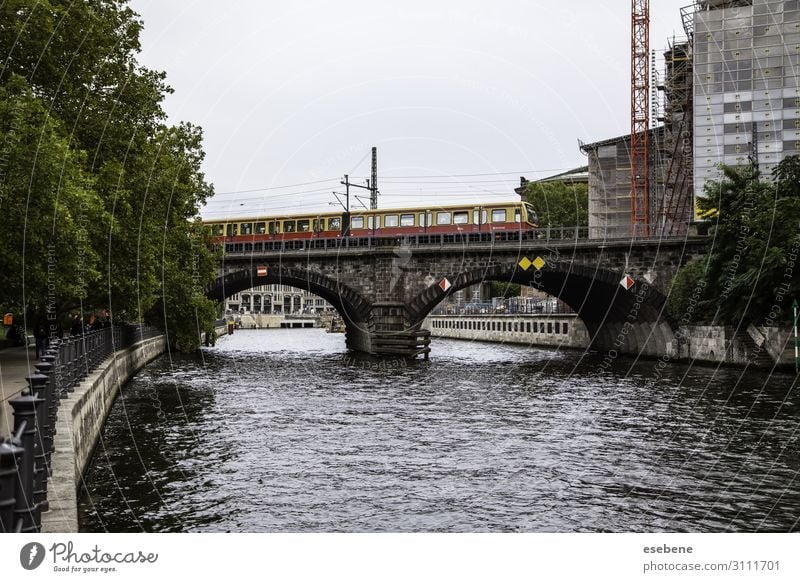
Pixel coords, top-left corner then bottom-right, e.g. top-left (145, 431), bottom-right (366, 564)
top-left (518, 257), bottom-right (532, 270)
top-left (532, 256), bottom-right (546, 270)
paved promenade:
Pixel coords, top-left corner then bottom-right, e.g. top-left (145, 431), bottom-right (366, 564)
top-left (0, 346), bottom-right (37, 438)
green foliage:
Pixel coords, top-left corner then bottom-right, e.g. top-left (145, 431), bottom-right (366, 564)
top-left (522, 180), bottom-right (588, 228)
top-left (671, 157), bottom-right (800, 326)
top-left (0, 1), bottom-right (219, 348)
top-left (0, 77), bottom-right (102, 314)
top-left (489, 281), bottom-right (521, 298)
top-left (667, 260), bottom-right (708, 324)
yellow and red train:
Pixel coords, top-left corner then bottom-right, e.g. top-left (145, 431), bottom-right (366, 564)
top-left (205, 201), bottom-right (538, 243)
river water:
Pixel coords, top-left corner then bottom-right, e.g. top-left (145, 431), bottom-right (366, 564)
top-left (78, 329), bottom-right (800, 532)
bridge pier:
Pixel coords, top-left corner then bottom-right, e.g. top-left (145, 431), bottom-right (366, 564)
top-left (345, 303), bottom-right (431, 358)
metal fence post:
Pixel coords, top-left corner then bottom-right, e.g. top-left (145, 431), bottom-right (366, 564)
top-left (27, 373), bottom-right (50, 514)
top-left (10, 390), bottom-right (44, 533)
top-left (0, 439), bottom-right (23, 532)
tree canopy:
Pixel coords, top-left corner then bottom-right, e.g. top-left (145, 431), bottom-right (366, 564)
top-left (522, 179), bottom-right (588, 229)
top-left (0, 0), bottom-right (219, 349)
top-left (668, 156), bottom-right (800, 327)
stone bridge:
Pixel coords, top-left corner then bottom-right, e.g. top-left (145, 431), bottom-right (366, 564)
top-left (206, 235), bottom-right (708, 358)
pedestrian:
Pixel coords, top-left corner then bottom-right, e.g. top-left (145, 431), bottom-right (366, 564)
top-left (70, 315), bottom-right (83, 336)
top-left (34, 321), bottom-right (48, 358)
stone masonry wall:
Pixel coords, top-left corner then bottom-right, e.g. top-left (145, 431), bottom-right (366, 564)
top-left (41, 335), bottom-right (167, 533)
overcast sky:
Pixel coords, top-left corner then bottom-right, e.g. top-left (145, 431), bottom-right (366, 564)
top-left (129, 0), bottom-right (691, 219)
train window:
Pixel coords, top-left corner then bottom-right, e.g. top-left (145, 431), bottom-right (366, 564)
top-left (268, 221), bottom-right (279, 235)
top-left (368, 216), bottom-right (375, 229)
top-left (453, 211), bottom-right (468, 225)
top-left (385, 215), bottom-right (399, 227)
top-left (226, 223), bottom-right (238, 236)
top-left (313, 218), bottom-right (325, 232)
top-left (329, 217), bottom-right (341, 230)
top-left (437, 212), bottom-right (451, 225)
top-left (351, 216), bottom-right (364, 229)
top-left (211, 224), bottom-right (224, 236)
top-left (298, 220), bottom-right (310, 232)
top-left (241, 223), bottom-right (253, 235)
top-left (400, 214), bottom-right (415, 227)
top-left (491, 209), bottom-right (507, 223)
top-left (426, 212), bottom-right (433, 227)
top-left (284, 220), bottom-right (296, 233)
top-left (473, 210), bottom-right (487, 225)
top-left (255, 222), bottom-right (266, 234)
top-left (515, 209), bottom-right (521, 222)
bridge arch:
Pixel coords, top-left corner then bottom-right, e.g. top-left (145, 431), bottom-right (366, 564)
top-left (206, 267), bottom-right (372, 350)
top-left (407, 262), bottom-right (677, 357)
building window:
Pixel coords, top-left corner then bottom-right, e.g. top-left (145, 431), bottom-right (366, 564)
top-left (563, 323), bottom-right (569, 334)
top-left (547, 322), bottom-right (553, 334)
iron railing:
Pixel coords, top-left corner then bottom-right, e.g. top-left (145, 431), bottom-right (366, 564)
top-left (0, 323), bottom-right (160, 533)
top-left (220, 224), bottom-right (703, 256)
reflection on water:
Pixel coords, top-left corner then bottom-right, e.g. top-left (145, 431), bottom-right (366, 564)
top-left (78, 329), bottom-right (800, 532)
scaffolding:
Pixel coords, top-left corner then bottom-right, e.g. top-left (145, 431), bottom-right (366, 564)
top-left (657, 36), bottom-right (694, 235)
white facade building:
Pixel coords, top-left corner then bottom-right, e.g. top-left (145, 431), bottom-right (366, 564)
top-left (225, 285), bottom-right (331, 314)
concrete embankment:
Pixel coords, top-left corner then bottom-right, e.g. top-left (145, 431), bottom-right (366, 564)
top-left (676, 325), bottom-right (795, 368)
top-left (424, 314), bottom-right (794, 369)
top-left (424, 314), bottom-right (590, 350)
top-left (41, 335), bottom-right (167, 533)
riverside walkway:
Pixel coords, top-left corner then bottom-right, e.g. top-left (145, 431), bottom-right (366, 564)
top-left (0, 345), bottom-right (38, 438)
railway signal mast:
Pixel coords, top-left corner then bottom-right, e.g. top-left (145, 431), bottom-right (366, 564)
top-left (630, 0), bottom-right (650, 237)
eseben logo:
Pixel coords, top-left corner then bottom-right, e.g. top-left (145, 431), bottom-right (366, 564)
top-left (20, 542), bottom-right (46, 570)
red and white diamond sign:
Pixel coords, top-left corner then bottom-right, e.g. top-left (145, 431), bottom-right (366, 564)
top-left (439, 278), bottom-right (452, 292)
top-left (620, 274), bottom-right (635, 290)
top-left (257, 265), bottom-right (267, 277)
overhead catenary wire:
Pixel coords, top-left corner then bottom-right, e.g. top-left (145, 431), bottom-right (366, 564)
top-left (210, 166), bottom-right (580, 196)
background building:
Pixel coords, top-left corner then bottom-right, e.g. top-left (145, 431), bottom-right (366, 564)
top-left (693, 0), bottom-right (800, 195)
top-left (225, 285), bottom-right (330, 314)
top-left (581, 0), bottom-right (799, 239)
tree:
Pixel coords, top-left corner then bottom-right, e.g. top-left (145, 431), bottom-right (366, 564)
top-left (0, 1), bottom-right (220, 349)
top-left (669, 156), bottom-right (800, 326)
top-left (0, 76), bottom-right (103, 318)
top-left (489, 281), bottom-right (521, 299)
top-left (522, 180), bottom-right (588, 229)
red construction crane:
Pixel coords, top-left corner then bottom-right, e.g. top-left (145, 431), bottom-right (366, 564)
top-left (630, 0), bottom-right (650, 236)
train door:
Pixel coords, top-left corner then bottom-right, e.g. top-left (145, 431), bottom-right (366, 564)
top-left (473, 207), bottom-right (486, 232)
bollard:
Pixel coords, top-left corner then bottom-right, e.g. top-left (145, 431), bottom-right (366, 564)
top-left (26, 371), bottom-right (50, 515)
top-left (32, 363), bottom-right (55, 447)
top-left (10, 391), bottom-right (44, 533)
top-left (61, 339), bottom-right (75, 395)
top-left (0, 439), bottom-right (24, 533)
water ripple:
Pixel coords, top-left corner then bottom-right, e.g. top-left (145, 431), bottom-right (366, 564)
top-left (78, 329), bottom-right (800, 532)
